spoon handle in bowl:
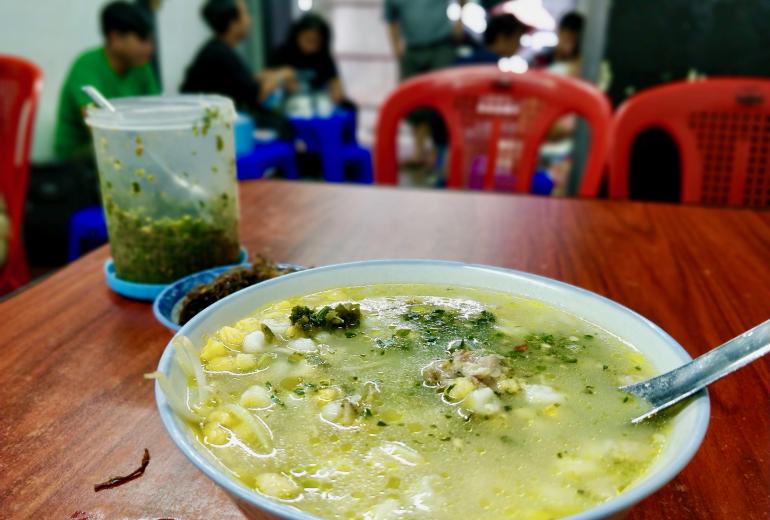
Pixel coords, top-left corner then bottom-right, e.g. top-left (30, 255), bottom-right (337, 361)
top-left (623, 318), bottom-right (770, 423)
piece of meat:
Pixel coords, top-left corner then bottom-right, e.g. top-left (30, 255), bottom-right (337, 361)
top-left (423, 350), bottom-right (510, 389)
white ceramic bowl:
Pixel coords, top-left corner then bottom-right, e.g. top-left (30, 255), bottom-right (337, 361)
top-left (154, 260), bottom-right (710, 520)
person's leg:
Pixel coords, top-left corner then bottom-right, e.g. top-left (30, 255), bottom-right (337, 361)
top-left (429, 42), bottom-right (458, 71)
top-left (424, 43), bottom-right (456, 147)
top-left (399, 48), bottom-right (433, 167)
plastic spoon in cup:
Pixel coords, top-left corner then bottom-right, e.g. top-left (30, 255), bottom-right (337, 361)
top-left (81, 85), bottom-right (206, 197)
top-left (621, 318), bottom-right (770, 423)
top-left (82, 85), bottom-right (117, 112)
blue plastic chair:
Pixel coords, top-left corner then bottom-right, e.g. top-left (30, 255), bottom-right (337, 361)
top-left (68, 206), bottom-right (107, 261)
top-left (237, 140), bottom-right (299, 180)
top-left (341, 145), bottom-right (373, 184)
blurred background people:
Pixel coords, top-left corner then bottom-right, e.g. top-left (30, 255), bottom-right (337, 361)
top-left (181, 0), bottom-right (290, 110)
top-left (181, 0), bottom-right (293, 137)
top-left (457, 13), bottom-right (529, 65)
top-left (535, 11), bottom-right (584, 76)
top-left (54, 1), bottom-right (159, 161)
top-left (267, 14), bottom-right (348, 108)
top-left (385, 0), bottom-right (466, 170)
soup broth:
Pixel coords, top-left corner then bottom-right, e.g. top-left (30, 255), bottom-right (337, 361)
top-left (162, 284), bottom-right (669, 519)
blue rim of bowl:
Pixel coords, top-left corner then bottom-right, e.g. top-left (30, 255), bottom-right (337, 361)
top-left (153, 262), bottom-right (305, 332)
top-left (104, 248), bottom-right (248, 301)
top-left (154, 259), bottom-right (711, 520)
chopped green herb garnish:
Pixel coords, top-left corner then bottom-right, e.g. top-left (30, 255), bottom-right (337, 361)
top-left (290, 303), bottom-right (362, 334)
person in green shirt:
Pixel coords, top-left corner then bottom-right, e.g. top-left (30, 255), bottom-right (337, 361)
top-left (54, 1), bottom-right (160, 161)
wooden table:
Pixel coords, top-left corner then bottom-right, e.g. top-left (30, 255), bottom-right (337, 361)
top-left (1, 180), bottom-right (768, 519)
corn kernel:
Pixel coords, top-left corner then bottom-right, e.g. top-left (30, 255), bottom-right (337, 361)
top-left (235, 353), bottom-right (257, 371)
top-left (240, 385), bottom-right (272, 408)
top-left (200, 338), bottom-right (227, 362)
top-left (543, 403), bottom-right (561, 417)
top-left (207, 409), bottom-right (233, 427)
top-left (279, 375), bottom-right (303, 391)
top-left (255, 473), bottom-right (302, 499)
top-left (497, 378), bottom-right (521, 394)
top-left (203, 423), bottom-right (229, 445)
top-left (446, 377), bottom-right (477, 401)
top-left (208, 356), bottom-right (236, 372)
top-left (256, 353), bottom-right (274, 369)
top-left (219, 326), bottom-right (245, 348)
top-left (235, 317), bottom-right (262, 333)
top-left (315, 387), bottom-right (339, 404)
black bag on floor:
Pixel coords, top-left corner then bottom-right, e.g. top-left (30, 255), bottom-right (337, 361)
top-left (23, 161), bottom-right (101, 267)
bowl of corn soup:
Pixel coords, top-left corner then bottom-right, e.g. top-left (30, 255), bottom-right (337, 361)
top-left (151, 260), bottom-right (710, 520)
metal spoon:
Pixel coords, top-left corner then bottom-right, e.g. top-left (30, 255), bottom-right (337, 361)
top-left (622, 318), bottom-right (770, 423)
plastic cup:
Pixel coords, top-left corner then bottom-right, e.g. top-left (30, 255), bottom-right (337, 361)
top-left (86, 95), bottom-right (241, 284)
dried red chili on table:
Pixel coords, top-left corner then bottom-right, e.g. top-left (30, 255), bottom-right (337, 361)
top-left (93, 449), bottom-right (150, 492)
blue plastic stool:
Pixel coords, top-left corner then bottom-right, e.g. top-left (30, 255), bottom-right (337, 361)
top-left (237, 140), bottom-right (299, 180)
top-left (341, 145), bottom-right (373, 184)
top-left (68, 206), bottom-right (108, 261)
top-left (531, 170), bottom-right (555, 195)
top-left (291, 115), bottom-right (345, 182)
top-left (234, 113), bottom-right (256, 158)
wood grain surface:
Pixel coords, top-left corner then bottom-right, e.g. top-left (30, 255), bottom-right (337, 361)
top-left (0, 180), bottom-right (768, 520)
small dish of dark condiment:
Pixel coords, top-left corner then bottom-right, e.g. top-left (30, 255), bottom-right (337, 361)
top-left (153, 257), bottom-right (303, 332)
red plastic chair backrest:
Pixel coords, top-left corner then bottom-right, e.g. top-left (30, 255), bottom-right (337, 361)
top-left (0, 54), bottom-right (43, 293)
top-left (604, 77), bottom-right (770, 207)
top-left (374, 66), bottom-right (612, 193)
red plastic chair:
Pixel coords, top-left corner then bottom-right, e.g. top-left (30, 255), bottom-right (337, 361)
top-left (602, 78), bottom-right (770, 207)
top-left (0, 55), bottom-right (42, 294)
top-left (374, 66), bottom-right (612, 193)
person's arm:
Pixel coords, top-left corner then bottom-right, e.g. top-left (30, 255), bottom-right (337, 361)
top-left (388, 22), bottom-right (403, 58)
top-left (67, 61), bottom-right (98, 119)
top-left (256, 67), bottom-right (296, 102)
top-left (329, 78), bottom-right (344, 104)
top-left (384, 1), bottom-right (403, 58)
top-left (452, 0), bottom-right (468, 41)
